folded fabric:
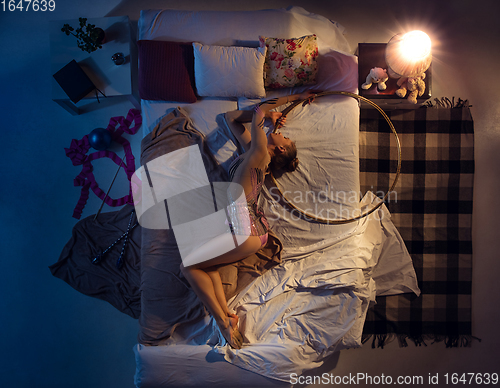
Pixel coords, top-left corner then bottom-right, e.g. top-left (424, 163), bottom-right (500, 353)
top-left (49, 205), bottom-right (141, 319)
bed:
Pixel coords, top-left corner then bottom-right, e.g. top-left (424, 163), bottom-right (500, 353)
top-left (129, 6), bottom-right (420, 387)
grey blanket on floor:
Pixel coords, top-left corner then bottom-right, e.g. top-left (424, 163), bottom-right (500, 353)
top-left (50, 204), bottom-right (142, 319)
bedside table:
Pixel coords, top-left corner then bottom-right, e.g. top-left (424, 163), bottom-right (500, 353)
top-left (358, 43), bottom-right (431, 109)
top-left (50, 16), bottom-right (139, 115)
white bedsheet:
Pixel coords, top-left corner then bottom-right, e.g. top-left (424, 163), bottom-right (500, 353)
top-left (258, 95), bottom-right (360, 246)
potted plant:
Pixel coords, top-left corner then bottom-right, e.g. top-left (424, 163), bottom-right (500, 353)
top-left (61, 18), bottom-right (105, 53)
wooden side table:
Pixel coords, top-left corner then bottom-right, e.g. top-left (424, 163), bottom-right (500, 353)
top-left (358, 43), bottom-right (431, 109)
top-left (50, 16), bottom-right (139, 115)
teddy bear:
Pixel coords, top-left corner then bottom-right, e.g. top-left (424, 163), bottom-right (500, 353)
top-left (395, 73), bottom-right (426, 104)
top-left (361, 67), bottom-right (389, 91)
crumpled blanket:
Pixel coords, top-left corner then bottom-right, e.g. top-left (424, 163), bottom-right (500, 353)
top-left (49, 204), bottom-right (142, 319)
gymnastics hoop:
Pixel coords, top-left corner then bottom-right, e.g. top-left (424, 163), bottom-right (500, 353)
top-left (269, 91), bottom-right (401, 225)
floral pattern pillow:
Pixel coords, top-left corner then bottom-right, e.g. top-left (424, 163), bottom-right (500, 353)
top-left (259, 34), bottom-right (319, 89)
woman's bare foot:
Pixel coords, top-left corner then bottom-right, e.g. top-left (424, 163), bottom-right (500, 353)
top-left (228, 312), bottom-right (239, 325)
top-left (219, 314), bottom-right (243, 349)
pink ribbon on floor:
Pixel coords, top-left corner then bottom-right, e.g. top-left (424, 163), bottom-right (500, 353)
top-left (64, 109), bottom-right (142, 219)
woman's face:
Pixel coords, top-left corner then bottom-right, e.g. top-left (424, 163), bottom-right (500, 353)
top-left (268, 132), bottom-right (293, 149)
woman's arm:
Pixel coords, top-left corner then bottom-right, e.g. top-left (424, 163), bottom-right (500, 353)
top-left (224, 110), bottom-right (253, 152)
top-left (224, 91), bottom-right (316, 153)
top-left (248, 105), bottom-right (268, 155)
top-left (258, 91), bottom-right (316, 112)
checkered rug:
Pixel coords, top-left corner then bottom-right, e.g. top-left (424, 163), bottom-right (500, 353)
top-left (359, 100), bottom-right (476, 347)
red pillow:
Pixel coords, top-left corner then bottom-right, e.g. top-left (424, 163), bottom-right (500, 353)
top-left (137, 40), bottom-right (197, 103)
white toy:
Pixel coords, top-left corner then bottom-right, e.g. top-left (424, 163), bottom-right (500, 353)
top-left (361, 67), bottom-right (388, 91)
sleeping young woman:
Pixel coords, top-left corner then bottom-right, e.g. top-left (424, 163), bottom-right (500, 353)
top-left (180, 91), bottom-right (315, 349)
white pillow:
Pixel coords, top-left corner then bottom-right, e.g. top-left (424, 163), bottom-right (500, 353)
top-left (193, 43), bottom-right (266, 98)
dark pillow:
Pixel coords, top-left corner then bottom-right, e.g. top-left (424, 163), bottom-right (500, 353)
top-left (137, 40), bottom-right (197, 103)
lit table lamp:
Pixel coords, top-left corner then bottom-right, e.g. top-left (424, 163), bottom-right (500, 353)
top-left (385, 30), bottom-right (432, 78)
top-left (357, 31), bottom-right (432, 107)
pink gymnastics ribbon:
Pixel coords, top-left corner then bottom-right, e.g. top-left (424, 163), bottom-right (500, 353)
top-left (64, 109), bottom-right (142, 219)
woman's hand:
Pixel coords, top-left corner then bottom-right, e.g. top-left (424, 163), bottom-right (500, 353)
top-left (266, 111), bottom-right (283, 126)
top-left (275, 115), bottom-right (287, 129)
top-left (298, 90), bottom-right (317, 103)
top-left (265, 111), bottom-right (287, 129)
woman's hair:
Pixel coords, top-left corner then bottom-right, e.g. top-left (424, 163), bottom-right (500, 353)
top-left (270, 141), bottom-right (299, 173)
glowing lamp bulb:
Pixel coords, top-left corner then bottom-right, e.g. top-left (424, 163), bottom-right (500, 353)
top-left (400, 31), bottom-right (431, 61)
top-left (385, 30), bottom-right (432, 78)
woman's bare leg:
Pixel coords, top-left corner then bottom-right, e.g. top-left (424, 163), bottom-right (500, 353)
top-left (181, 264), bottom-right (243, 348)
top-left (207, 270), bottom-right (230, 317)
top-left (208, 269), bottom-right (239, 337)
top-left (180, 235), bottom-right (262, 348)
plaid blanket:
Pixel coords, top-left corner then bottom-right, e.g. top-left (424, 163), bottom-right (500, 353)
top-left (359, 100), bottom-right (476, 347)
